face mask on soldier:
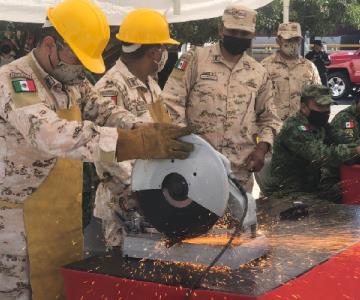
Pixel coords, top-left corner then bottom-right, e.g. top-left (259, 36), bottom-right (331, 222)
top-left (154, 49), bottom-right (168, 73)
top-left (222, 35), bottom-right (251, 55)
top-left (280, 39), bottom-right (301, 58)
top-left (49, 41), bottom-right (85, 85)
top-left (307, 109), bottom-right (330, 127)
top-left (0, 45), bottom-right (12, 55)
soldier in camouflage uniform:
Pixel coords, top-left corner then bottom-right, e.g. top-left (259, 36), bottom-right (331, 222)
top-left (263, 85), bottom-right (360, 204)
top-left (261, 22), bottom-right (321, 122)
top-left (256, 22), bottom-right (322, 193)
top-left (161, 4), bottom-right (281, 191)
top-left (0, 1), bottom-right (192, 299)
top-left (320, 91), bottom-right (360, 198)
top-left (331, 93), bottom-right (360, 144)
top-left (94, 9), bottom-right (176, 248)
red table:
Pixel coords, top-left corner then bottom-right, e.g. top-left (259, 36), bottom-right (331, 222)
top-left (63, 202), bottom-right (360, 300)
top-left (341, 164), bottom-right (360, 204)
top-left (62, 242), bottom-right (360, 300)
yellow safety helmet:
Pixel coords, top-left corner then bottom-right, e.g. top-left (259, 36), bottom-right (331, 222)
top-left (116, 8), bottom-right (179, 45)
top-left (48, 0), bottom-right (110, 74)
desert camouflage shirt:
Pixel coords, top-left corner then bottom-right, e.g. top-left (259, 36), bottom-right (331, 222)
top-left (161, 42), bottom-right (281, 188)
top-left (0, 52), bottom-right (137, 204)
top-left (261, 51), bottom-right (321, 121)
top-left (94, 59), bottom-right (160, 246)
top-left (95, 59), bottom-right (161, 123)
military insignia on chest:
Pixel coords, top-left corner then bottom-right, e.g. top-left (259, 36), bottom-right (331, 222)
top-left (126, 78), bottom-right (140, 88)
top-left (100, 90), bottom-right (118, 105)
top-left (298, 125), bottom-right (309, 131)
top-left (345, 120), bottom-right (355, 129)
top-left (12, 79), bottom-right (37, 93)
top-left (345, 128), bottom-right (354, 137)
top-left (212, 55), bottom-right (222, 63)
top-left (44, 75), bottom-right (55, 88)
top-left (200, 72), bottom-right (218, 81)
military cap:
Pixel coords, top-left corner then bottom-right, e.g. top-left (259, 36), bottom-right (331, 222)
top-left (301, 84), bottom-right (334, 105)
top-left (313, 40), bottom-right (323, 46)
top-left (277, 22), bottom-right (302, 39)
top-left (222, 4), bottom-right (257, 34)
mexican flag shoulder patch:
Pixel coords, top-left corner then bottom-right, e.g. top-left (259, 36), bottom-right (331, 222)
top-left (298, 125), bottom-right (309, 131)
top-left (175, 58), bottom-right (188, 71)
top-left (12, 79), bottom-right (37, 93)
top-left (345, 120), bottom-right (355, 129)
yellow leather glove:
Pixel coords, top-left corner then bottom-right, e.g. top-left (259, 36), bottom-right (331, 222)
top-left (116, 123), bottom-right (193, 161)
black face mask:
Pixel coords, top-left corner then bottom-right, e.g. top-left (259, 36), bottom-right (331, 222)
top-left (307, 109), bottom-right (330, 127)
top-left (1, 45), bottom-right (11, 55)
top-left (222, 35), bottom-right (251, 55)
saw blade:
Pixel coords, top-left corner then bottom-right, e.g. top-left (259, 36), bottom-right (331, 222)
top-left (135, 189), bottom-right (219, 242)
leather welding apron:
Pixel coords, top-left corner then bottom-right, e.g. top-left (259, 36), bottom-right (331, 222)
top-left (24, 55), bottom-right (83, 299)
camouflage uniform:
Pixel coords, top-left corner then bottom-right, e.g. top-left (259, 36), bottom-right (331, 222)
top-left (265, 91), bottom-right (359, 199)
top-left (261, 23), bottom-right (321, 122)
top-left (331, 102), bottom-right (360, 144)
top-left (161, 42), bottom-right (281, 191)
top-left (0, 52), bottom-right (136, 298)
top-left (94, 59), bottom-right (161, 247)
top-left (320, 102), bottom-right (360, 198)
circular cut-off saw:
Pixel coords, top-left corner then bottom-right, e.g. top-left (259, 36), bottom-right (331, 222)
top-left (131, 134), bottom-right (257, 243)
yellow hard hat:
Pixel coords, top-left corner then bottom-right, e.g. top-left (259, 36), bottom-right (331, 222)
top-left (48, 0), bottom-right (110, 74)
top-left (116, 8), bottom-right (179, 45)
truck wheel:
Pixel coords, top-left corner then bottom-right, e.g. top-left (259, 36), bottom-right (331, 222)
top-left (327, 72), bottom-right (350, 100)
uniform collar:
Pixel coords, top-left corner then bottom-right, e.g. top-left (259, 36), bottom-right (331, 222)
top-left (116, 58), bottom-right (151, 90)
top-left (30, 50), bottom-right (64, 90)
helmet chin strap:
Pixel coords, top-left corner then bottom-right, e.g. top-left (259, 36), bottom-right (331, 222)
top-left (48, 54), bottom-right (55, 69)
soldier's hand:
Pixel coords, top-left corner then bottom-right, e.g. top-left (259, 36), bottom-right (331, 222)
top-left (245, 142), bottom-right (269, 172)
top-left (245, 150), bottom-right (265, 172)
top-left (116, 123), bottom-right (194, 161)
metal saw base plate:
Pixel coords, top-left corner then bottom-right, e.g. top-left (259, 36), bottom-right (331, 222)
top-left (122, 232), bottom-right (269, 269)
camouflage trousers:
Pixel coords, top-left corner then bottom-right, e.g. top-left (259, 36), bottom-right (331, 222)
top-left (0, 208), bottom-right (31, 299)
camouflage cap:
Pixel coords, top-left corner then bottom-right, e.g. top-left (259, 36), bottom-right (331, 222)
top-left (301, 84), bottom-right (334, 105)
top-left (277, 22), bottom-right (302, 39)
top-left (222, 4), bottom-right (257, 34)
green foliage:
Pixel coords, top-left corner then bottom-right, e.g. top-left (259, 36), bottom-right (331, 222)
top-left (170, 0), bottom-right (360, 43)
top-left (256, 0), bottom-right (283, 35)
top-left (346, 2), bottom-right (360, 30)
top-left (170, 18), bottom-right (220, 46)
top-left (257, 0), bottom-right (360, 36)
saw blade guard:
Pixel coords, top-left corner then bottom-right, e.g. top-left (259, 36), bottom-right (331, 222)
top-left (131, 134), bottom-right (229, 240)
